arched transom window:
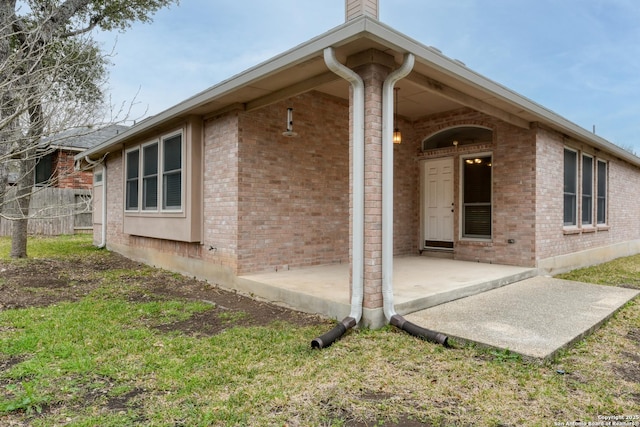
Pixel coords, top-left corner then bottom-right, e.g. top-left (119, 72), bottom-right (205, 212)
top-left (423, 126), bottom-right (493, 150)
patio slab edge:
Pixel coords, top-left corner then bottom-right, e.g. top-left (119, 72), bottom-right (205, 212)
top-left (404, 277), bottom-right (640, 361)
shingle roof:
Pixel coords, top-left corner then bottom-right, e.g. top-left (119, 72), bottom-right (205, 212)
top-left (45, 124), bottom-right (129, 151)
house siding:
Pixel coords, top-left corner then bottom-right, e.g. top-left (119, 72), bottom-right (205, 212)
top-left (535, 125), bottom-right (640, 265)
top-left (96, 97), bottom-right (640, 285)
top-left (412, 108), bottom-right (537, 267)
top-left (98, 92), bottom-right (351, 276)
top-left (202, 111), bottom-right (241, 274)
top-left (393, 117), bottom-right (420, 256)
top-left (235, 92), bottom-right (350, 275)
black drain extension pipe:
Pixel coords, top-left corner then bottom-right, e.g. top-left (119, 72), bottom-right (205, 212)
top-left (311, 317), bottom-right (357, 349)
top-left (390, 314), bottom-right (449, 347)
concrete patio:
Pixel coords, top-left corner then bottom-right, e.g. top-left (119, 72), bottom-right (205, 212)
top-left (237, 256), bottom-right (639, 359)
top-left (237, 255), bottom-right (536, 323)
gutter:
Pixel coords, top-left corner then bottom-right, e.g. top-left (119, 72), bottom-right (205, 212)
top-left (311, 47), bottom-right (365, 349)
top-left (83, 154), bottom-right (108, 248)
top-left (381, 53), bottom-right (448, 346)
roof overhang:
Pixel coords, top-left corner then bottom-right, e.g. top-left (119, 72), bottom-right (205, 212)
top-left (78, 16), bottom-right (640, 167)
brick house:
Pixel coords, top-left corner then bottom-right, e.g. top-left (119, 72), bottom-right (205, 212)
top-left (77, 1), bottom-right (640, 327)
top-left (1, 124), bottom-right (128, 235)
top-left (36, 124), bottom-right (129, 190)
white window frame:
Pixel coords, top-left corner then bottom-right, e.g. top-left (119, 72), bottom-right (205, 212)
top-left (94, 167), bottom-right (103, 186)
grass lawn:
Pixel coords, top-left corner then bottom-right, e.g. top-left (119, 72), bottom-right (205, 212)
top-left (0, 235), bottom-right (639, 426)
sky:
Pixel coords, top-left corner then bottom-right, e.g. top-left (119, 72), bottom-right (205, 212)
top-left (93, 0), bottom-right (640, 153)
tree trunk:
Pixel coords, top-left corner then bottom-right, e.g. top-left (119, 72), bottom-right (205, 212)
top-left (10, 156), bottom-right (33, 258)
top-left (10, 98), bottom-right (43, 258)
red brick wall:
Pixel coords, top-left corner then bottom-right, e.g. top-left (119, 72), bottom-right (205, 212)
top-left (235, 92), bottom-right (350, 274)
top-left (411, 108), bottom-right (537, 267)
top-left (535, 125), bottom-right (640, 261)
top-left (100, 151), bottom-right (123, 247)
top-left (393, 117), bottom-right (420, 255)
top-left (358, 63), bottom-right (388, 309)
top-left (99, 95), bottom-right (640, 276)
top-left (202, 111), bottom-right (241, 273)
top-left (54, 150), bottom-right (93, 189)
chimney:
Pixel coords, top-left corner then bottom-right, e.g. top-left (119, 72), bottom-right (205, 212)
top-left (345, 0), bottom-right (379, 21)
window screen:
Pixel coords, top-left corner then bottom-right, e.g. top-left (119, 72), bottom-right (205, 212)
top-left (463, 156), bottom-right (492, 238)
top-left (142, 143), bottom-right (158, 210)
top-left (125, 149), bottom-right (139, 210)
top-left (563, 149), bottom-right (577, 226)
top-left (162, 134), bottom-right (182, 210)
top-left (597, 160), bottom-right (607, 224)
top-left (582, 155), bottom-right (593, 225)
top-left (35, 153), bottom-right (54, 186)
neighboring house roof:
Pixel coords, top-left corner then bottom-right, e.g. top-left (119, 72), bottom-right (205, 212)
top-left (47, 124), bottom-right (130, 152)
top-left (5, 124), bottom-right (128, 185)
top-left (77, 16), bottom-right (640, 166)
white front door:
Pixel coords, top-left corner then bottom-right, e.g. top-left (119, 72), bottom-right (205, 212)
top-left (421, 158), bottom-right (454, 249)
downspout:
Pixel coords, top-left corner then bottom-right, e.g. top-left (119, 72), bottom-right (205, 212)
top-left (382, 54), bottom-right (448, 346)
top-left (84, 155), bottom-right (108, 249)
top-left (311, 47), bottom-right (365, 349)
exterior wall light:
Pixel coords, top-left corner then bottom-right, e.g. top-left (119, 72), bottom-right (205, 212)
top-left (393, 88), bottom-right (401, 144)
top-left (282, 107), bottom-right (298, 137)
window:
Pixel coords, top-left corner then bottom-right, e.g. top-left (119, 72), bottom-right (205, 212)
top-left (124, 131), bottom-right (182, 213)
top-left (597, 160), bottom-right (607, 224)
top-left (142, 143), bottom-right (158, 210)
top-left (462, 155), bottom-right (492, 238)
top-left (582, 155), bottom-right (593, 225)
top-left (563, 149), bottom-right (578, 226)
top-left (125, 149), bottom-right (139, 210)
top-left (423, 126), bottom-right (493, 150)
top-left (162, 134), bottom-right (182, 210)
top-left (564, 148), bottom-right (608, 230)
top-left (35, 153), bottom-right (54, 186)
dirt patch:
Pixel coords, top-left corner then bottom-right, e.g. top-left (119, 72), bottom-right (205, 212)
top-left (614, 363), bottom-right (640, 383)
top-left (0, 355), bottom-right (25, 372)
top-left (0, 251), bottom-right (328, 333)
top-left (613, 352), bottom-right (640, 383)
top-left (627, 328), bottom-right (640, 345)
top-left (0, 254), bottom-right (139, 310)
top-left (105, 388), bottom-right (145, 412)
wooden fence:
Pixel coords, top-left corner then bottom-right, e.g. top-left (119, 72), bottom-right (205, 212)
top-left (0, 187), bottom-right (93, 236)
